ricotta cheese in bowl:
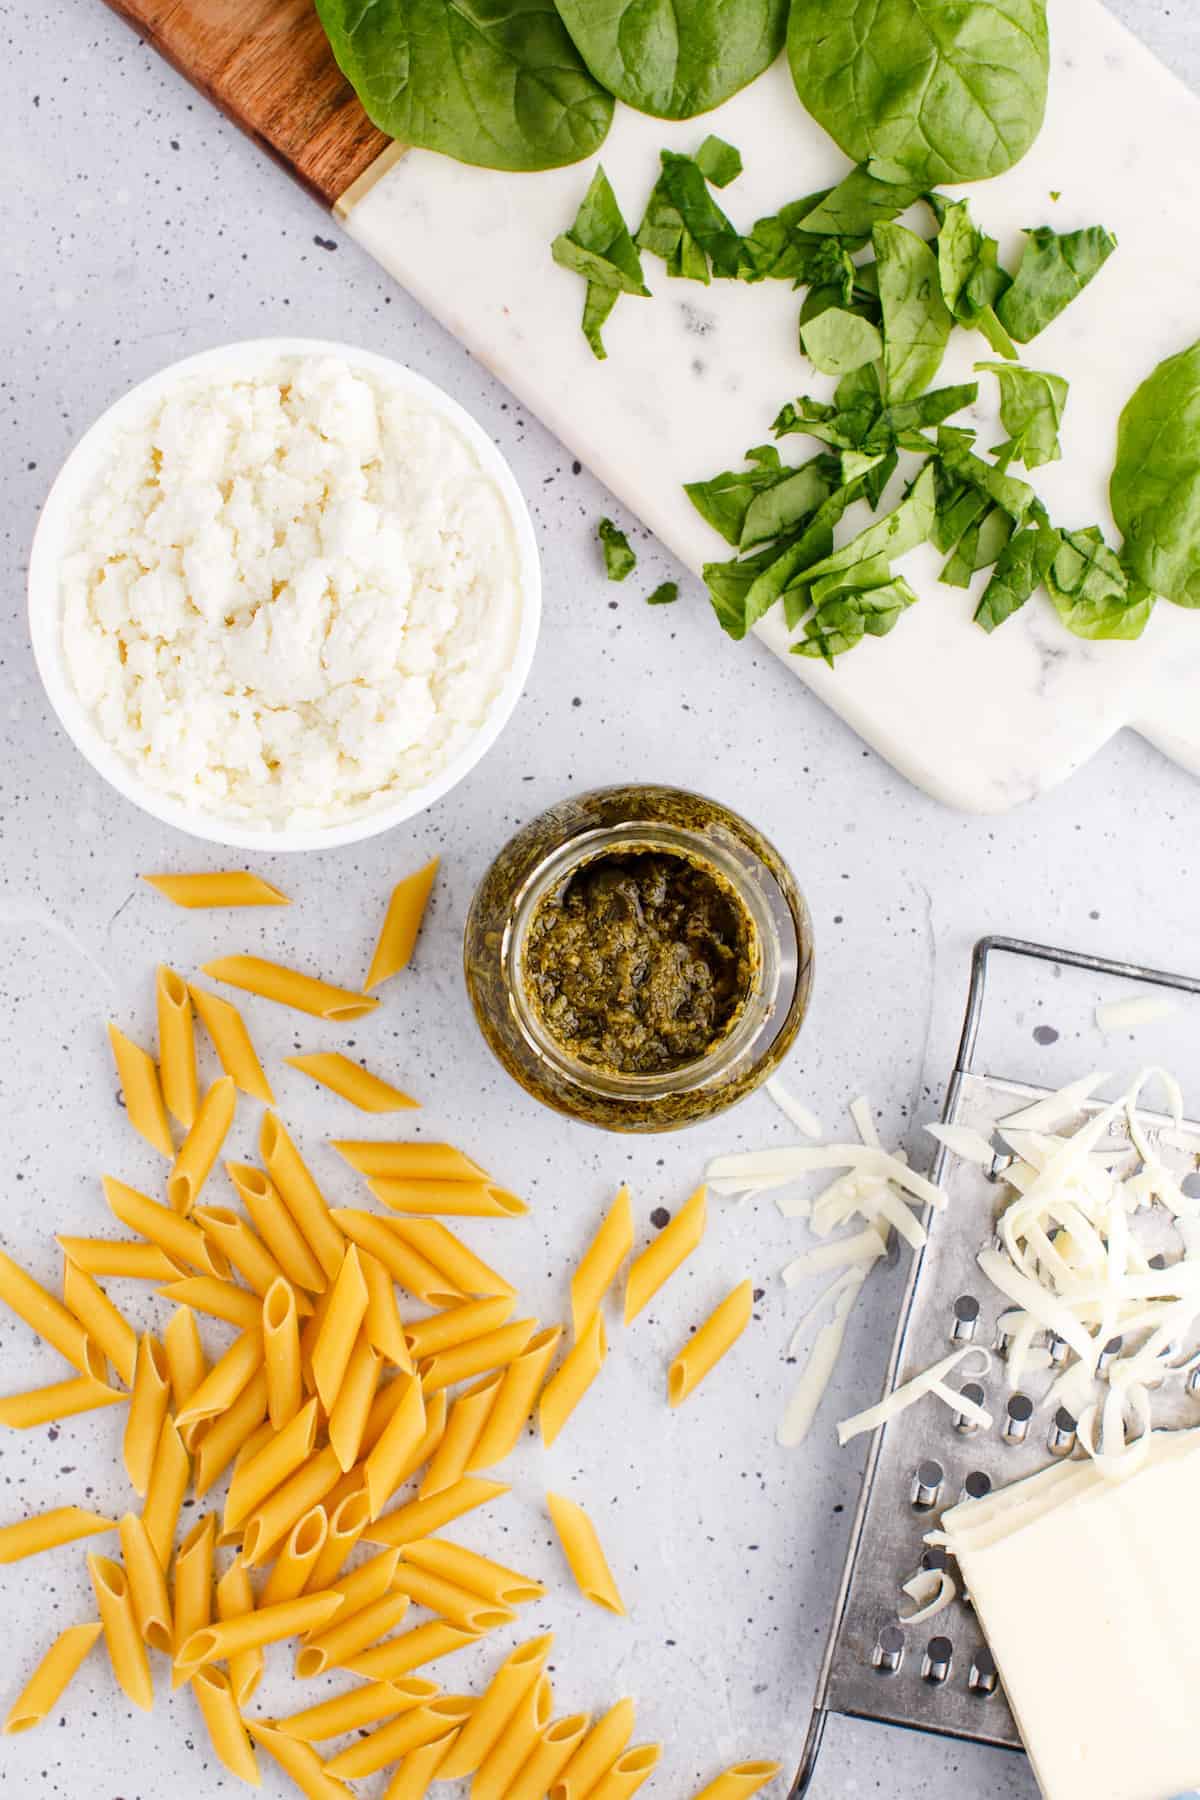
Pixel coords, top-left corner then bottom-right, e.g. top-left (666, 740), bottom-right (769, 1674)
top-left (29, 341), bottom-right (540, 848)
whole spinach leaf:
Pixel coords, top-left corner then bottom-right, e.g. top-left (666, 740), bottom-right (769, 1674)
top-left (874, 221), bottom-right (953, 402)
top-left (995, 225), bottom-right (1116, 342)
top-left (554, 0), bottom-right (786, 120)
top-left (1046, 528), bottom-right (1154, 639)
top-left (977, 361), bottom-right (1068, 469)
top-left (552, 167), bottom-right (649, 358)
top-left (786, 0), bottom-right (1050, 187)
top-left (1110, 339), bottom-right (1200, 608)
top-left (974, 506), bottom-right (1060, 630)
top-left (800, 309), bottom-right (884, 378)
top-left (637, 149), bottom-right (742, 281)
top-left (315, 0), bottom-right (614, 171)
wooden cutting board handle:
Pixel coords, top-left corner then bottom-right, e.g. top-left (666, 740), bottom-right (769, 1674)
top-left (101, 0), bottom-right (392, 205)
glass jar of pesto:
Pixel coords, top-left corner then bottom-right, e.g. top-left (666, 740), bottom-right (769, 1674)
top-left (463, 784), bottom-right (813, 1132)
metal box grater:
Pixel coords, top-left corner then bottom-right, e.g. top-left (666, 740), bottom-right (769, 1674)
top-left (792, 936), bottom-right (1200, 1796)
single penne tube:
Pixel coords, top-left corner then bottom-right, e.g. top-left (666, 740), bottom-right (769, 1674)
top-left (363, 1371), bottom-right (426, 1519)
top-left (160, 1275), bottom-right (263, 1332)
top-left (690, 1761), bottom-right (783, 1799)
top-left (142, 1415), bottom-right (190, 1566)
top-left (546, 1698), bottom-right (636, 1800)
top-left (311, 1245), bottom-right (369, 1413)
top-left (246, 1719), bottom-right (355, 1800)
top-left (241, 1445), bottom-right (343, 1567)
top-left (168, 1076), bottom-right (237, 1214)
top-left (107, 1022), bottom-right (174, 1158)
top-left (177, 1329), bottom-right (264, 1427)
top-left (103, 1177), bottom-right (229, 1279)
top-left (0, 1364), bottom-right (124, 1430)
top-left (287, 1052), bottom-right (419, 1114)
top-left (224, 1395), bottom-right (319, 1531)
top-left (0, 1505), bottom-right (115, 1565)
top-left (226, 1162), bottom-right (326, 1292)
top-left (2, 1621), bottom-right (104, 1734)
top-left (263, 1276), bottom-right (303, 1428)
top-left (438, 1636), bottom-right (553, 1781)
top-left (88, 1554), bottom-right (153, 1711)
top-left (305, 1485), bottom-right (372, 1592)
top-left (156, 966), bottom-right (198, 1130)
top-left (263, 1504), bottom-right (329, 1607)
top-left (0, 1244), bottom-right (94, 1375)
top-left (403, 1538), bottom-right (544, 1608)
top-left (364, 1477), bottom-right (510, 1551)
top-left (56, 1236), bottom-right (180, 1281)
top-left (216, 1559), bottom-right (263, 1707)
top-left (624, 1185), bottom-right (707, 1323)
top-left (176, 1590), bottom-right (344, 1671)
top-left (538, 1314), bottom-right (606, 1450)
top-left (571, 1186), bottom-right (634, 1339)
top-left (193, 1368), bottom-right (269, 1500)
top-left (345, 1620), bottom-right (481, 1682)
top-left (364, 858), bottom-right (439, 991)
top-left (472, 1675), bottom-right (552, 1800)
top-left (391, 1565), bottom-right (516, 1635)
top-left (577, 1744), bottom-right (663, 1799)
top-left (504, 1712), bottom-right (592, 1800)
top-left (329, 1333), bottom-right (381, 1472)
top-left (330, 1208), bottom-right (461, 1309)
top-left (312, 1545), bottom-right (401, 1627)
top-left (404, 1296), bottom-right (514, 1361)
top-left (194, 1205), bottom-right (297, 1303)
top-left (119, 1512), bottom-right (173, 1653)
top-left (261, 1113), bottom-right (346, 1283)
top-left (295, 1591), bottom-right (412, 1679)
top-left (277, 1674), bottom-right (438, 1741)
top-left (62, 1259), bottom-right (137, 1386)
top-left (420, 1319), bottom-right (538, 1397)
top-left (142, 871), bottom-right (290, 909)
top-left (203, 954), bottom-right (379, 1022)
top-left (171, 1512), bottom-right (216, 1688)
top-left (369, 1178), bottom-right (527, 1218)
top-left (188, 985), bottom-right (274, 1104)
top-left (381, 1727), bottom-right (459, 1800)
top-left (327, 1697), bottom-right (475, 1780)
top-left (192, 1665), bottom-right (260, 1785)
top-left (469, 1327), bottom-right (561, 1471)
top-left (162, 1304), bottom-right (208, 1436)
top-left (546, 1493), bottom-right (625, 1615)
top-left (389, 1219), bottom-right (513, 1300)
top-left (334, 1140), bottom-right (487, 1182)
top-left (358, 1249), bottom-right (413, 1370)
top-left (419, 1373), bottom-right (503, 1499)
top-left (668, 1280), bottom-right (754, 1407)
top-left (369, 1388), bottom-right (447, 1492)
top-left (124, 1333), bottom-right (172, 1494)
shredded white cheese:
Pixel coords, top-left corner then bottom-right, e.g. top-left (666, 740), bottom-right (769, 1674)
top-left (899, 1567), bottom-right (957, 1624)
top-left (765, 1076), bottom-right (823, 1139)
top-left (836, 1348), bottom-right (992, 1446)
top-left (925, 1121), bottom-right (997, 1166)
top-left (1095, 994), bottom-right (1178, 1034)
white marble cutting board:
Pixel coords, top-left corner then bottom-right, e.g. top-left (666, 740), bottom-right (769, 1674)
top-left (339, 0), bottom-right (1200, 812)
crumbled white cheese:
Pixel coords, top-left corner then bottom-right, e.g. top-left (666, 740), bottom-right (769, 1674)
top-left (60, 355), bottom-right (524, 828)
top-left (1095, 993), bottom-right (1178, 1033)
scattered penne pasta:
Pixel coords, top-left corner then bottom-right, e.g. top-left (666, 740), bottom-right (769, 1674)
top-left (88, 1554), bottom-right (154, 1711)
top-left (194, 1204), bottom-right (295, 1302)
top-left (103, 1177), bottom-right (228, 1280)
top-left (504, 1712), bottom-right (593, 1800)
top-left (160, 1274), bottom-right (262, 1331)
top-left (549, 1697), bottom-right (636, 1800)
top-left (156, 967), bottom-right (198, 1129)
top-left (624, 1186), bottom-right (708, 1323)
top-left (405, 1295), bottom-right (514, 1361)
top-left (241, 1444), bottom-right (343, 1567)
top-left (203, 953), bottom-right (378, 1021)
top-left (439, 1636), bottom-right (553, 1781)
top-left (0, 1505), bottom-right (116, 1565)
top-left (176, 1329), bottom-right (264, 1428)
top-left (305, 1486), bottom-right (373, 1593)
top-left (0, 1244), bottom-right (95, 1375)
top-left (142, 1416), bottom-right (190, 1566)
top-left (192, 1664), bottom-right (260, 1784)
top-left (690, 1761), bottom-right (783, 1799)
top-left (365, 858), bottom-right (440, 991)
top-left (470, 1328), bottom-right (561, 1470)
top-left (171, 1512), bottom-right (215, 1688)
top-left (63, 1259), bottom-right (137, 1386)
top-left (168, 1076), bottom-right (237, 1214)
top-left (345, 1620), bottom-right (483, 1683)
top-left (539, 1313), bottom-right (607, 1449)
top-left (276, 1674), bottom-right (438, 1741)
top-left (311, 1245), bottom-right (369, 1413)
top-left (358, 1248), bottom-right (412, 1369)
top-left (260, 1112), bottom-right (346, 1283)
top-left (263, 1276), bottom-right (303, 1429)
top-left (176, 1589), bottom-right (344, 1672)
top-left (369, 1177), bottom-right (528, 1218)
top-left (364, 1477), bottom-right (511, 1551)
top-left (224, 1397), bottom-right (319, 1532)
top-left (330, 1208), bottom-right (461, 1307)
top-left (364, 1370), bottom-right (428, 1519)
top-left (141, 871), bottom-right (290, 909)
top-left (391, 1563), bottom-right (516, 1634)
top-left (246, 1716), bottom-right (356, 1798)
top-left (263, 1503), bottom-right (329, 1606)
top-left (580, 1742), bottom-right (663, 1798)
top-left (216, 1559), bottom-right (263, 1708)
top-left (119, 1512), bottom-right (173, 1653)
top-left (328, 1332), bottom-right (382, 1471)
top-left (334, 1140), bottom-right (487, 1182)
top-left (287, 1051), bottom-right (419, 1113)
top-left (404, 1537), bottom-right (545, 1608)
top-left (106, 1022), bottom-right (174, 1158)
top-left (419, 1318), bottom-right (538, 1396)
top-left (388, 1218), bottom-right (513, 1300)
top-left (295, 1590), bottom-right (412, 1679)
top-left (471, 1674), bottom-right (553, 1800)
top-left (570, 1186), bottom-right (634, 1340)
top-left (382, 1726), bottom-right (459, 1799)
top-left (226, 1161), bottom-right (327, 1293)
top-left (2, 1622), bottom-right (104, 1734)
top-left (419, 1373), bottom-right (503, 1498)
top-left (162, 1303), bottom-right (207, 1430)
top-left (189, 985), bottom-right (274, 1103)
top-left (326, 1697), bottom-right (476, 1780)
top-left (0, 1351), bottom-right (124, 1430)
top-left (668, 1281), bottom-right (754, 1407)
top-left (193, 1369), bottom-right (270, 1501)
top-left (56, 1236), bottom-right (180, 1281)
top-left (546, 1492), bottom-right (626, 1615)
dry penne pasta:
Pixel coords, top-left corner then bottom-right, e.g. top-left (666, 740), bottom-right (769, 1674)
top-left (241, 1444), bottom-right (342, 1567)
top-left (246, 1719), bottom-right (354, 1800)
top-left (314, 1544), bottom-right (402, 1625)
top-left (345, 1620), bottom-right (481, 1682)
top-left (161, 1275), bottom-right (263, 1331)
top-left (0, 1357), bottom-right (124, 1429)
top-left (358, 1248), bottom-right (412, 1369)
top-left (469, 1327), bottom-right (561, 1470)
top-left (295, 1590), bottom-right (412, 1679)
top-left (287, 1052), bottom-right (419, 1113)
top-left (142, 1415), bottom-right (190, 1565)
top-left (391, 1565), bottom-right (516, 1635)
top-left (261, 1113), bottom-right (346, 1283)
top-left (0, 1505), bottom-right (115, 1565)
top-left (327, 1696), bottom-right (475, 1779)
top-left (204, 954), bottom-right (378, 1022)
top-left (405, 1296), bottom-right (514, 1360)
top-left (176, 1329), bottom-right (264, 1427)
top-left (107, 1022), bottom-right (174, 1158)
top-left (389, 1218), bottom-right (513, 1300)
top-left (192, 1664), bottom-right (260, 1784)
top-left (142, 871), bottom-right (290, 909)
top-left (226, 1162), bottom-right (326, 1293)
top-left (580, 1743), bottom-right (663, 1798)
top-left (382, 1727), bottom-right (459, 1800)
top-left (311, 1244), bottom-right (369, 1412)
top-left (224, 1395), bottom-right (319, 1531)
top-left (162, 1304), bottom-right (207, 1435)
top-left (168, 1075), bottom-right (237, 1214)
top-left (668, 1281), bottom-right (754, 1407)
top-left (194, 1204), bottom-right (293, 1301)
top-left (171, 1512), bottom-right (216, 1689)
top-left (548, 1697), bottom-right (636, 1800)
top-left (472, 1675), bottom-right (552, 1800)
top-left (263, 1276), bottom-right (303, 1428)
top-left (361, 1374), bottom-right (441, 1458)
top-left (420, 1318), bottom-right (538, 1396)
top-left (88, 1553), bottom-right (153, 1711)
top-left (329, 1332), bottom-right (381, 1471)
top-left (63, 1259), bottom-right (137, 1386)
top-left (369, 1178), bottom-right (527, 1218)
top-left (118, 1512), bottom-right (173, 1653)
top-left (363, 1370), bottom-right (427, 1519)
top-left (279, 1675), bottom-right (437, 1741)
top-left (305, 1486), bottom-right (372, 1592)
top-left (571, 1186), bottom-right (634, 1339)
top-left (216, 1559), bottom-right (263, 1707)
top-left (624, 1186), bottom-right (707, 1323)
top-left (188, 984), bottom-right (274, 1103)
top-left (365, 859), bottom-right (440, 991)
top-left (2, 1621), bottom-right (103, 1734)
top-left (539, 1314), bottom-right (606, 1449)
top-left (405, 1538), bottom-right (544, 1607)
top-left (193, 1369), bottom-right (270, 1500)
top-left (0, 1244), bottom-right (94, 1375)
top-left (691, 1762), bottom-right (782, 1799)
top-left (439, 1636), bottom-right (553, 1781)
top-left (504, 1712), bottom-right (592, 1800)
top-left (156, 967), bottom-right (198, 1130)
top-left (364, 1476), bottom-right (510, 1551)
top-left (419, 1373), bottom-right (502, 1498)
top-left (103, 1177), bottom-right (229, 1279)
top-left (124, 1333), bottom-right (172, 1494)
top-left (176, 1589), bottom-right (344, 1671)
top-left (334, 1141), bottom-right (487, 1182)
top-left (263, 1504), bottom-right (329, 1606)
top-left (330, 1208), bottom-right (460, 1307)
top-left (56, 1236), bottom-right (180, 1281)
top-left (546, 1492), bottom-right (625, 1615)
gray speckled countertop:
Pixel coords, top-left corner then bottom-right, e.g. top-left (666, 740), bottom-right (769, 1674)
top-left (3, 4), bottom-right (1200, 1798)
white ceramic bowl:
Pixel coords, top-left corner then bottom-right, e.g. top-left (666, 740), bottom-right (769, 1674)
top-left (28, 338), bottom-right (542, 852)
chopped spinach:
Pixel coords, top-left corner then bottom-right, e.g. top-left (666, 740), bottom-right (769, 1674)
top-left (598, 518), bottom-right (637, 580)
top-left (995, 225), bottom-right (1117, 342)
top-left (694, 135), bottom-right (743, 188)
top-left (936, 200), bottom-right (1017, 359)
top-left (795, 462), bottom-right (937, 585)
top-left (799, 308), bottom-right (884, 378)
top-left (554, 0), bottom-right (786, 120)
top-left (1046, 527), bottom-right (1154, 639)
top-left (1110, 339), bottom-right (1200, 608)
top-left (646, 581), bottom-right (680, 605)
top-left (637, 149), bottom-right (742, 282)
top-left (794, 574), bottom-right (918, 663)
top-left (977, 362), bottom-right (1068, 469)
top-left (974, 507), bottom-right (1061, 631)
top-left (873, 222), bottom-right (953, 402)
top-left (552, 166), bottom-right (649, 358)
